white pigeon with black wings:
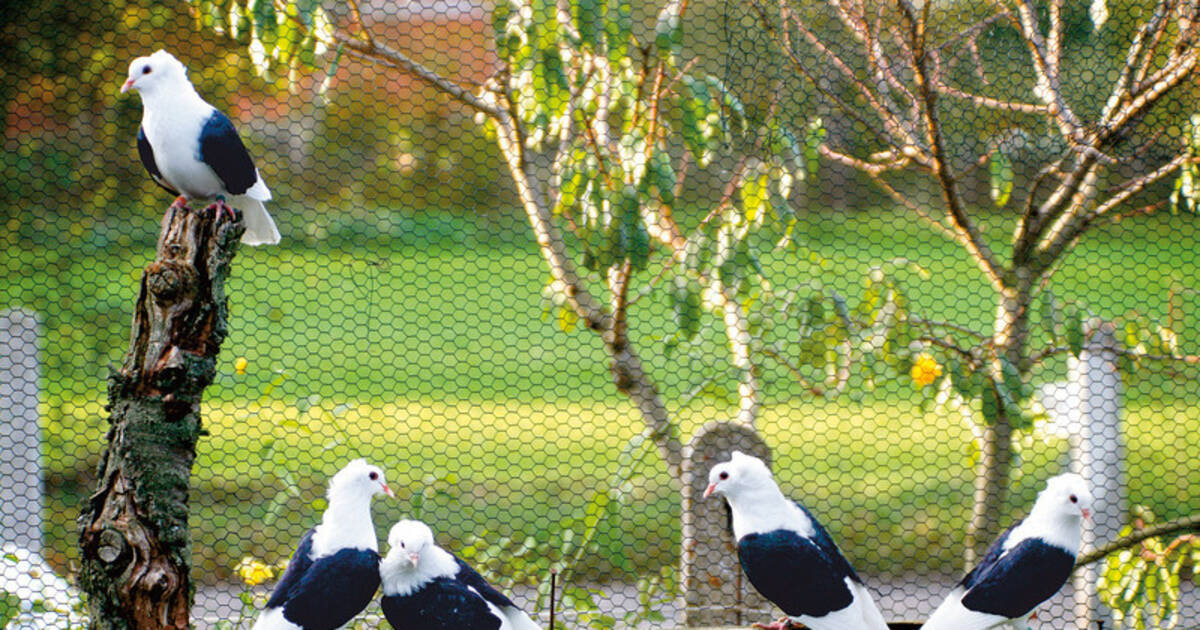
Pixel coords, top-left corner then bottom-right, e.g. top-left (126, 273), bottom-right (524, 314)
top-left (705, 451), bottom-right (889, 630)
top-left (380, 519), bottom-right (541, 630)
top-left (252, 459), bottom-right (394, 630)
top-left (922, 472), bottom-right (1092, 630)
top-left (121, 49), bottom-right (280, 246)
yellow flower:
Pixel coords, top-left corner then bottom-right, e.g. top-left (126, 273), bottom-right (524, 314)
top-left (911, 353), bottom-right (943, 387)
top-left (235, 556), bottom-right (274, 586)
top-left (234, 357), bottom-right (248, 375)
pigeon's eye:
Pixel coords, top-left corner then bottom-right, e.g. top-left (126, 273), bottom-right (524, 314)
top-left (142, 65), bottom-right (151, 75)
top-left (400, 542), bottom-right (406, 548)
top-left (1069, 494), bottom-right (1078, 503)
top-left (718, 472), bottom-right (729, 481)
top-left (368, 471), bottom-right (379, 481)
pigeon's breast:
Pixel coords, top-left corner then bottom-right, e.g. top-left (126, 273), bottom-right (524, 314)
top-left (143, 110), bottom-right (224, 199)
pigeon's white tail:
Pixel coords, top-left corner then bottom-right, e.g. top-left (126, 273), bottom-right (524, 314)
top-left (250, 607), bottom-right (302, 630)
top-left (919, 590), bottom-right (1009, 630)
top-left (853, 582), bottom-right (891, 630)
top-left (232, 195), bottom-right (281, 246)
top-left (501, 606), bottom-right (543, 630)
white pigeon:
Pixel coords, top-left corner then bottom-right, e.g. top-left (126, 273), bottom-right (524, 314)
top-left (922, 472), bottom-right (1093, 630)
top-left (121, 50), bottom-right (281, 246)
top-left (705, 451), bottom-right (889, 630)
top-left (253, 459), bottom-right (394, 630)
top-left (380, 519), bottom-right (541, 630)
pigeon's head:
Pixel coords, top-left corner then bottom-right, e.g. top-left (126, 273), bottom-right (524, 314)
top-left (120, 50), bottom-right (188, 95)
top-left (327, 458), bottom-right (395, 503)
top-left (386, 519), bottom-right (435, 569)
top-left (703, 451), bottom-right (774, 500)
top-left (1036, 472), bottom-right (1093, 521)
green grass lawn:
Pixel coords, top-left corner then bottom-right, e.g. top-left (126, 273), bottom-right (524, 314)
top-left (6, 206), bottom-right (1200, 583)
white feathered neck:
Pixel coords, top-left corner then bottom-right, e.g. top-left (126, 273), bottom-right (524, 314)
top-left (724, 475), bottom-right (815, 540)
top-left (309, 485), bottom-right (380, 558)
top-left (1004, 496), bottom-right (1083, 553)
top-left (380, 542), bottom-right (459, 597)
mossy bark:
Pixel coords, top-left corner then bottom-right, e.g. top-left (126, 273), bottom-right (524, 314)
top-left (79, 203), bottom-right (244, 630)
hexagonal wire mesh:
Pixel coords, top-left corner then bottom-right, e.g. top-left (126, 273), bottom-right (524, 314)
top-left (2, 0), bottom-right (1200, 628)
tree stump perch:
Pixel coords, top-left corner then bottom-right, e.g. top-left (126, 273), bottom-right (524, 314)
top-left (79, 202), bottom-right (244, 630)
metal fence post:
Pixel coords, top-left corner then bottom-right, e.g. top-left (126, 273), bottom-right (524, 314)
top-left (1070, 323), bottom-right (1126, 629)
top-left (0, 307), bottom-right (43, 556)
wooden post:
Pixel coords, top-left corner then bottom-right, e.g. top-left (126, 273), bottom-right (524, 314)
top-left (0, 307), bottom-right (42, 556)
top-left (1069, 323), bottom-right (1125, 629)
top-left (78, 203), bottom-right (244, 630)
top-left (681, 421), bottom-right (772, 627)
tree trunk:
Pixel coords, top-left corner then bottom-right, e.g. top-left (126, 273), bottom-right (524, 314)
top-left (78, 203), bottom-right (244, 630)
top-left (965, 272), bottom-right (1033, 563)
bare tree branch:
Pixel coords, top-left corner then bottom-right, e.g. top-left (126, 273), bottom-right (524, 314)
top-left (899, 0), bottom-right (1007, 292)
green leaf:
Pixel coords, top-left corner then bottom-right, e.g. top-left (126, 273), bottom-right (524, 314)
top-left (989, 149), bottom-right (1014, 207)
top-left (605, 0), bottom-right (632, 62)
top-left (981, 383), bottom-right (1001, 425)
top-left (1066, 306), bottom-right (1085, 357)
top-left (804, 118), bottom-right (825, 177)
top-left (654, 0), bottom-right (683, 61)
top-left (574, 0), bottom-right (603, 47)
top-left (671, 274), bottom-right (702, 342)
top-left (558, 305), bottom-right (578, 333)
top-left (948, 354), bottom-right (978, 399)
top-left (536, 48), bottom-right (570, 119)
top-left (740, 164), bottom-right (770, 226)
top-left (648, 149), bottom-right (676, 205)
top-left (1040, 289), bottom-right (1061, 342)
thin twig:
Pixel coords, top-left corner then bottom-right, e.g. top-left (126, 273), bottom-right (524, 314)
top-left (1076, 513), bottom-right (1200, 568)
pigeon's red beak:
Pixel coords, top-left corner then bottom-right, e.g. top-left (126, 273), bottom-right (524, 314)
top-left (120, 77), bottom-right (136, 94)
top-left (408, 552), bottom-right (420, 568)
top-left (381, 482), bottom-right (395, 498)
top-left (702, 483), bottom-right (717, 499)
top-left (1082, 508), bottom-right (1092, 520)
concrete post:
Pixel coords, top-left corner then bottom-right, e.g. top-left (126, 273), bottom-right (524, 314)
top-left (0, 307), bottom-right (43, 555)
top-left (681, 421), bottom-right (772, 626)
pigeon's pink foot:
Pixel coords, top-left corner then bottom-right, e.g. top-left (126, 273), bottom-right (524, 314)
top-left (170, 195), bottom-right (189, 209)
top-left (209, 199), bottom-right (236, 222)
top-left (751, 617), bottom-right (796, 630)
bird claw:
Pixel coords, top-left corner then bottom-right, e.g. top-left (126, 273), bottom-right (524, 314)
top-left (170, 195), bottom-right (190, 210)
top-left (751, 617), bottom-right (797, 630)
top-left (208, 200), bottom-right (237, 223)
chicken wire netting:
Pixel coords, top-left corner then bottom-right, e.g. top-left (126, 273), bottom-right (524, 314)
top-left (2, 0), bottom-right (1200, 628)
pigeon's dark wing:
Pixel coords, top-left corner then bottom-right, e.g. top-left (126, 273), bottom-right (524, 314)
top-left (958, 537), bottom-right (1076, 619)
top-left (737, 529), bottom-right (856, 618)
top-left (382, 576), bottom-right (504, 630)
top-left (452, 555), bottom-right (519, 610)
top-left (197, 109), bottom-right (258, 195)
top-left (279, 547), bottom-right (382, 629)
top-left (265, 527), bottom-right (317, 610)
top-left (137, 127), bottom-right (178, 195)
top-left (795, 502), bottom-right (863, 584)
top-left (958, 525), bottom-right (1015, 591)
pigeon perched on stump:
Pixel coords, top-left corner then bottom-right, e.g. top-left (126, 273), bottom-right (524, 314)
top-left (121, 49), bottom-right (281, 246)
top-left (252, 459), bottom-right (394, 630)
top-left (380, 519), bottom-right (541, 630)
top-left (922, 472), bottom-right (1092, 630)
top-left (705, 451), bottom-right (889, 630)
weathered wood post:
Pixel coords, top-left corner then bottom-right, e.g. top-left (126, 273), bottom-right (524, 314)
top-left (0, 307), bottom-right (43, 556)
top-left (78, 203), bottom-right (244, 630)
top-left (681, 421), bottom-right (772, 626)
top-left (1070, 323), bottom-right (1125, 629)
